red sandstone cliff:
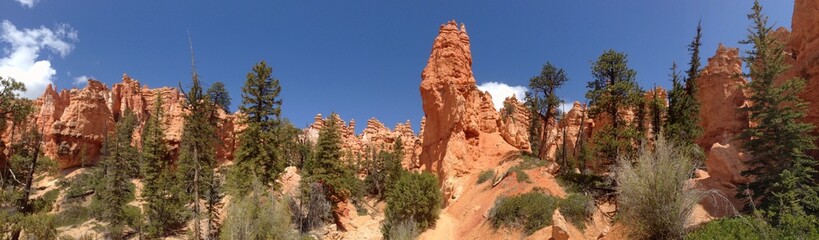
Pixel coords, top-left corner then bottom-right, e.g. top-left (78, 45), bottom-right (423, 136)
top-left (8, 74), bottom-right (239, 169)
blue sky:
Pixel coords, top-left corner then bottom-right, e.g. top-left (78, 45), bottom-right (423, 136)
top-left (0, 0), bottom-right (794, 133)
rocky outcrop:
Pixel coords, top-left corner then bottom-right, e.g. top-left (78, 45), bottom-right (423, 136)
top-left (42, 80), bottom-right (114, 169)
top-left (555, 102), bottom-right (594, 163)
top-left (302, 113), bottom-right (422, 167)
top-left (499, 95), bottom-right (531, 152)
top-left (705, 143), bottom-right (749, 184)
top-left (418, 21), bottom-right (528, 201)
top-left (695, 45), bottom-right (750, 185)
top-left (15, 74), bottom-right (239, 169)
top-left (696, 45), bottom-right (749, 150)
top-left (787, 0), bottom-right (819, 152)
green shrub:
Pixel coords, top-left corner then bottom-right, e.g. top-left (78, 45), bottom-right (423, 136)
top-left (489, 191), bottom-right (559, 235)
top-left (21, 213), bottom-right (57, 240)
top-left (513, 170), bottom-right (531, 183)
top-left (383, 172), bottom-right (442, 238)
top-left (55, 204), bottom-right (92, 227)
top-left (686, 217), bottom-right (772, 240)
top-left (559, 193), bottom-right (594, 230)
top-left (615, 137), bottom-right (705, 240)
top-left (221, 181), bottom-right (298, 240)
top-left (30, 188), bottom-right (60, 213)
top-left (476, 170), bottom-right (495, 185)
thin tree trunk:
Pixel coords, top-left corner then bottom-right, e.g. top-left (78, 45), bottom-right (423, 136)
top-left (11, 128), bottom-right (43, 240)
top-left (194, 147), bottom-right (201, 240)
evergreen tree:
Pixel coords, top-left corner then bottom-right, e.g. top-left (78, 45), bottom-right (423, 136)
top-left (303, 113), bottom-right (360, 229)
top-left (229, 61), bottom-right (283, 196)
top-left (585, 50), bottom-right (643, 167)
top-left (364, 138), bottom-right (406, 199)
top-left (737, 1), bottom-right (819, 224)
top-left (1, 84), bottom-right (47, 240)
top-left (141, 95), bottom-right (187, 237)
top-left (650, 87), bottom-right (665, 142)
top-left (177, 47), bottom-right (219, 239)
top-left (207, 81), bottom-right (231, 113)
top-left (525, 62), bottom-right (568, 159)
top-left (304, 114), bottom-right (357, 197)
top-left (383, 171), bottom-right (442, 237)
top-left (0, 77), bottom-right (33, 175)
top-left (96, 110), bottom-right (139, 238)
top-left (665, 22), bottom-right (704, 149)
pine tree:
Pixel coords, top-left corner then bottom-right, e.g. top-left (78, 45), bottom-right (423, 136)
top-left (141, 95), bottom-right (187, 237)
top-left (304, 114), bottom-right (356, 197)
top-left (207, 81), bottom-right (231, 113)
top-left (0, 77), bottom-right (32, 175)
top-left (650, 86), bottom-right (666, 142)
top-left (665, 22), bottom-right (704, 150)
top-left (96, 110), bottom-right (139, 238)
top-left (586, 50), bottom-right (643, 167)
top-left (303, 113), bottom-right (360, 229)
top-left (525, 62), bottom-right (568, 159)
top-left (737, 1), bottom-right (819, 223)
top-left (177, 43), bottom-right (219, 239)
top-left (229, 60), bottom-right (284, 196)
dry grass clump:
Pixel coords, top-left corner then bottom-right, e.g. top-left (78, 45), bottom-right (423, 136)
top-left (615, 137), bottom-right (705, 240)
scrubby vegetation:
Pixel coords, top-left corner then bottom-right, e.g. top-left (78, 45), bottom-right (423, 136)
top-left (615, 137), bottom-right (704, 239)
top-left (559, 193), bottom-right (594, 230)
top-left (489, 191), bottom-right (559, 235)
top-left (383, 171), bottom-right (442, 239)
top-left (685, 216), bottom-right (776, 240)
top-left (476, 169), bottom-right (495, 184)
top-left (220, 180), bottom-right (299, 240)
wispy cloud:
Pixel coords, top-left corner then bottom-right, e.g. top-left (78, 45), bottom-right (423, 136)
top-left (72, 75), bottom-right (93, 86)
top-left (14, 0), bottom-right (39, 8)
top-left (477, 81), bottom-right (527, 111)
top-left (0, 20), bottom-right (78, 98)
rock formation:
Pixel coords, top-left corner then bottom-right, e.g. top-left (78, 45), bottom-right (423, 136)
top-left (696, 45), bottom-right (750, 185)
top-left (696, 45), bottom-right (749, 149)
top-left (418, 20), bottom-right (534, 201)
top-left (301, 113), bottom-right (422, 168)
top-left (498, 95), bottom-right (531, 152)
top-left (11, 74), bottom-right (239, 169)
top-left (786, 0), bottom-right (819, 152)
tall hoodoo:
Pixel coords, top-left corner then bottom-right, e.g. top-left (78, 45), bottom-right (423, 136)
top-left (418, 21), bottom-right (521, 201)
top-left (696, 45), bottom-right (749, 150)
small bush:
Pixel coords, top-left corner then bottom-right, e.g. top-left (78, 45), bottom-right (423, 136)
top-left (476, 170), bottom-right (495, 185)
top-left (615, 137), bottom-right (705, 240)
top-left (221, 181), bottom-right (298, 240)
top-left (384, 219), bottom-right (420, 240)
top-left (489, 191), bottom-right (559, 235)
top-left (685, 216), bottom-right (773, 240)
top-left (559, 193), bottom-right (594, 230)
top-left (30, 188), bottom-right (60, 213)
top-left (513, 170), bottom-right (531, 183)
top-left (21, 213), bottom-right (58, 240)
top-left (55, 204), bottom-right (92, 227)
top-left (383, 172), bottom-right (442, 238)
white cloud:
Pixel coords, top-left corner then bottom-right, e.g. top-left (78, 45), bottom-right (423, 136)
top-left (15, 0), bottom-right (39, 8)
top-left (477, 82), bottom-right (527, 111)
top-left (72, 75), bottom-right (92, 86)
top-left (0, 20), bottom-right (78, 98)
top-left (559, 102), bottom-right (574, 113)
